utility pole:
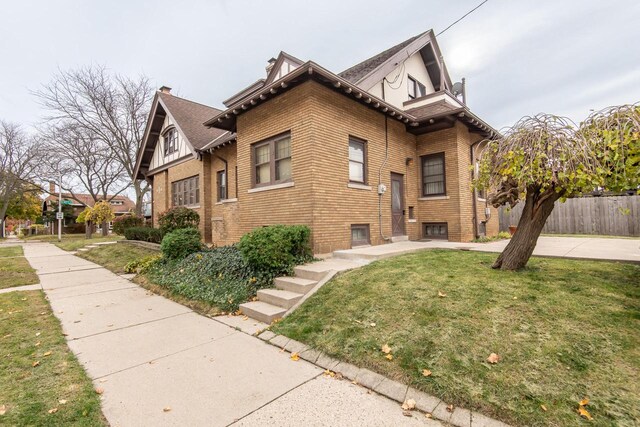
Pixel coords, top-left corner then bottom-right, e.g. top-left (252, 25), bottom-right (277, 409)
top-left (57, 175), bottom-right (62, 242)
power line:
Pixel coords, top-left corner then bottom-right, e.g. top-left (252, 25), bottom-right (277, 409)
top-left (437, 0), bottom-right (489, 36)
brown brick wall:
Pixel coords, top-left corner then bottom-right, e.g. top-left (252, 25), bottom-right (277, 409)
top-left (209, 144), bottom-right (241, 246)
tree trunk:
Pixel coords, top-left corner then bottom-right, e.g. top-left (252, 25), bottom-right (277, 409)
top-left (85, 221), bottom-right (93, 239)
top-left (133, 179), bottom-right (149, 217)
top-left (492, 190), bottom-right (561, 270)
top-left (101, 221), bottom-right (109, 236)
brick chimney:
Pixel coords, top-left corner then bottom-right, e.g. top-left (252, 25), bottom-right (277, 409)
top-left (159, 85), bottom-right (172, 94)
top-left (49, 181), bottom-right (56, 194)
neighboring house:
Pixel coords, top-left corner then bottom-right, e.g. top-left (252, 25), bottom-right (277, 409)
top-left (135, 29), bottom-right (500, 254)
top-left (42, 182), bottom-right (136, 233)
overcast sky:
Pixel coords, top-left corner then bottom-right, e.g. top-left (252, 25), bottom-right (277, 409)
top-left (1, 0), bottom-right (639, 131)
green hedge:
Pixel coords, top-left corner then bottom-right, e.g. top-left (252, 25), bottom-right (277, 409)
top-left (238, 224), bottom-right (313, 277)
top-left (123, 226), bottom-right (164, 243)
top-left (112, 214), bottom-right (144, 235)
top-left (158, 207), bottom-right (200, 234)
top-left (161, 228), bottom-right (203, 260)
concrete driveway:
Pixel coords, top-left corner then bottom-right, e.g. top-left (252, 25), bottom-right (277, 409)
top-left (469, 236), bottom-right (640, 263)
top-left (22, 243), bottom-right (440, 427)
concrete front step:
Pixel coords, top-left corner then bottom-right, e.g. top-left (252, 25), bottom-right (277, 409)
top-left (294, 259), bottom-right (366, 279)
top-left (274, 277), bottom-right (317, 294)
top-left (239, 301), bottom-right (287, 324)
top-left (257, 289), bottom-right (302, 309)
top-left (390, 235), bottom-right (408, 243)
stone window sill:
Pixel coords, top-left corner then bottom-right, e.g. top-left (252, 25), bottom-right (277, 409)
top-left (419, 196), bottom-right (450, 201)
top-left (408, 219), bottom-right (417, 223)
top-left (248, 181), bottom-right (294, 193)
top-left (347, 182), bottom-right (372, 191)
top-left (215, 198), bottom-right (238, 205)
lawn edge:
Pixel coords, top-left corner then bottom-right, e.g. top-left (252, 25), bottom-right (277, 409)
top-left (256, 331), bottom-right (510, 427)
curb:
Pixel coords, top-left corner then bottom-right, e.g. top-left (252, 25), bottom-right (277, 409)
top-left (257, 331), bottom-right (510, 427)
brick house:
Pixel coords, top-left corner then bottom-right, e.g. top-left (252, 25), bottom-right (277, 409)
top-left (134, 30), bottom-right (500, 254)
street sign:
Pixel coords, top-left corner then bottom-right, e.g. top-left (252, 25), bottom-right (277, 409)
top-left (56, 212), bottom-right (64, 220)
top-left (62, 199), bottom-right (72, 206)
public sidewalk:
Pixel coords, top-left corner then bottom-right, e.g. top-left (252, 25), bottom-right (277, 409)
top-left (22, 242), bottom-right (440, 427)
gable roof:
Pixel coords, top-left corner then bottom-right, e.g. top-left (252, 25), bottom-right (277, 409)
top-left (134, 91), bottom-right (226, 179)
top-left (339, 32), bottom-right (424, 84)
top-left (339, 30), bottom-right (452, 92)
top-left (44, 193), bottom-right (135, 214)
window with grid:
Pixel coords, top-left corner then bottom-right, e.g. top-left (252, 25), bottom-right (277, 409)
top-left (171, 176), bottom-right (199, 207)
top-left (163, 128), bottom-right (179, 156)
top-left (421, 153), bottom-right (446, 196)
top-left (217, 170), bottom-right (226, 202)
top-left (252, 133), bottom-right (292, 187)
top-left (348, 137), bottom-right (366, 183)
top-left (423, 222), bottom-right (448, 240)
top-left (351, 224), bottom-right (370, 247)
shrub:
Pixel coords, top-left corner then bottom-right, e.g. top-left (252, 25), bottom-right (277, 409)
top-left (124, 254), bottom-right (162, 274)
top-left (124, 226), bottom-right (164, 243)
top-left (145, 245), bottom-right (267, 312)
top-left (497, 231), bottom-right (512, 239)
top-left (238, 224), bottom-right (313, 277)
top-left (112, 214), bottom-right (144, 235)
top-left (158, 207), bottom-right (200, 234)
top-left (161, 228), bottom-right (203, 260)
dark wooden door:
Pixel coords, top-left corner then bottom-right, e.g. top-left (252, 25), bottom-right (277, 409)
top-left (391, 173), bottom-right (405, 236)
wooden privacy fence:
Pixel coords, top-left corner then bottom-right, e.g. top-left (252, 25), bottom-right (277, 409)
top-left (498, 195), bottom-right (640, 237)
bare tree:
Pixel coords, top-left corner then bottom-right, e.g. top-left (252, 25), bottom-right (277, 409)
top-left (0, 121), bottom-right (43, 237)
top-left (34, 65), bottom-right (153, 215)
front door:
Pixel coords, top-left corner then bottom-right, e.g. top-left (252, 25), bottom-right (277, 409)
top-left (391, 173), bottom-right (405, 236)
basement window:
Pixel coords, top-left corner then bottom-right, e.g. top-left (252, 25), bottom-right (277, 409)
top-left (423, 222), bottom-right (448, 240)
top-left (351, 224), bottom-right (370, 247)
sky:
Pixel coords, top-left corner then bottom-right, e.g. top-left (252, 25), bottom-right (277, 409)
top-left (1, 0), bottom-right (639, 132)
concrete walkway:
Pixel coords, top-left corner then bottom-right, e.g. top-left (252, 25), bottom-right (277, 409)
top-left (21, 242), bottom-right (440, 427)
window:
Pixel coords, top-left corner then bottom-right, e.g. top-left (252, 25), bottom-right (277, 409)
top-left (163, 128), bottom-right (179, 156)
top-left (421, 153), bottom-right (446, 196)
top-left (423, 222), bottom-right (448, 240)
top-left (217, 170), bottom-right (227, 202)
top-left (349, 137), bottom-right (366, 183)
top-left (252, 133), bottom-right (292, 187)
top-left (408, 76), bottom-right (427, 100)
top-left (171, 176), bottom-right (199, 207)
top-left (408, 206), bottom-right (415, 220)
top-left (351, 224), bottom-right (370, 247)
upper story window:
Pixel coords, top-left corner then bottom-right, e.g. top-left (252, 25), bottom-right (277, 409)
top-left (172, 175), bottom-right (199, 207)
top-left (252, 133), bottom-right (292, 187)
top-left (348, 137), bottom-right (367, 183)
top-left (421, 152), bottom-right (446, 196)
top-left (163, 128), bottom-right (179, 156)
top-left (217, 170), bottom-right (227, 202)
top-left (408, 75), bottom-right (427, 100)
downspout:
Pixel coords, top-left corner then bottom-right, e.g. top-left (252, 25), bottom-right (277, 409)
top-left (378, 116), bottom-right (391, 242)
top-left (470, 140), bottom-right (481, 239)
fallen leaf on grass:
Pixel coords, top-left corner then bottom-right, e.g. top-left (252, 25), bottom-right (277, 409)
top-left (579, 397), bottom-right (589, 406)
top-left (32, 361), bottom-right (40, 367)
top-left (385, 354), bottom-right (394, 361)
top-left (487, 353), bottom-right (501, 364)
top-left (422, 369), bottom-right (432, 377)
top-left (541, 404), bottom-right (547, 412)
top-left (0, 404), bottom-right (6, 415)
top-left (48, 408), bottom-right (58, 414)
top-left (401, 399), bottom-right (416, 410)
top-left (2, 334), bottom-right (11, 339)
top-left (34, 342), bottom-right (41, 347)
top-left (35, 332), bottom-right (41, 337)
top-left (21, 298), bottom-right (27, 301)
top-left (381, 344), bottom-right (392, 354)
top-left (163, 406), bottom-right (171, 412)
top-left (43, 351), bottom-right (52, 357)
top-left (438, 291), bottom-right (447, 298)
top-left (290, 352), bottom-right (300, 361)
top-left (370, 322), bottom-right (376, 327)
top-left (58, 399), bottom-right (67, 405)
top-left (578, 406), bottom-right (593, 420)
top-left (95, 387), bottom-right (104, 395)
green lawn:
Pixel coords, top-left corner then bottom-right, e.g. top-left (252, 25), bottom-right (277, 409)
top-left (24, 234), bottom-right (123, 251)
top-left (76, 243), bottom-right (158, 274)
top-left (0, 246), bottom-right (39, 290)
top-left (0, 291), bottom-right (106, 425)
top-left (273, 250), bottom-right (640, 426)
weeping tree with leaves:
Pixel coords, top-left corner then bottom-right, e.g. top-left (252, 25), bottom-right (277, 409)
top-left (475, 104), bottom-right (639, 270)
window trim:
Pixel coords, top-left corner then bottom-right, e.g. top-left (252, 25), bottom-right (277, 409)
top-left (407, 75), bottom-right (426, 100)
top-left (171, 175), bottom-right (200, 207)
top-left (216, 170), bottom-right (227, 202)
top-left (348, 136), bottom-right (367, 184)
top-left (163, 126), bottom-right (179, 156)
top-left (351, 224), bottom-right (370, 247)
top-left (423, 222), bottom-right (448, 240)
top-left (251, 132), bottom-right (292, 188)
top-left (421, 152), bottom-right (446, 197)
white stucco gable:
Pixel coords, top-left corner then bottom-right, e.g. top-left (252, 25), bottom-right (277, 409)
top-left (148, 114), bottom-right (194, 171)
